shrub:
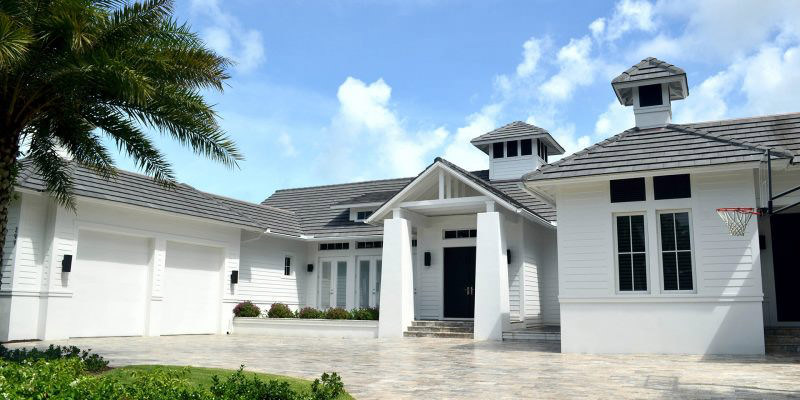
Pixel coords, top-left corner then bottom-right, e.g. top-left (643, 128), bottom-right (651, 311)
top-left (0, 358), bottom-right (345, 400)
top-left (349, 307), bottom-right (379, 320)
top-left (324, 307), bottom-right (350, 320)
top-left (311, 372), bottom-right (345, 400)
top-left (233, 301), bottom-right (261, 317)
top-left (0, 344), bottom-right (109, 372)
top-left (296, 307), bottom-right (324, 319)
top-left (267, 303), bottom-right (295, 318)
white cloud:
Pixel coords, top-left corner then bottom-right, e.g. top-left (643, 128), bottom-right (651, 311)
top-left (539, 37), bottom-right (595, 102)
top-left (191, 0), bottom-right (266, 72)
top-left (595, 101), bottom-right (635, 137)
top-left (516, 38), bottom-right (544, 78)
top-left (593, 0), bottom-right (655, 42)
top-left (442, 105), bottom-right (500, 170)
top-left (738, 45), bottom-right (800, 114)
top-left (277, 132), bottom-right (297, 157)
top-left (330, 77), bottom-right (448, 178)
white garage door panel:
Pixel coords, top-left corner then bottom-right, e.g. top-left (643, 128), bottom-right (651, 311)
top-left (72, 230), bottom-right (149, 337)
top-left (161, 241), bottom-right (222, 335)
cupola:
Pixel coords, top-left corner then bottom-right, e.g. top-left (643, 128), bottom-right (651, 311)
top-left (470, 121), bottom-right (565, 181)
top-left (612, 57), bottom-right (689, 129)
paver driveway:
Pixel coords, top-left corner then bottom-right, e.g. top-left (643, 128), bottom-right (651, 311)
top-left (8, 335), bottom-right (800, 399)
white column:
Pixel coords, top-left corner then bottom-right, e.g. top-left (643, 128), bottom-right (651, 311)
top-left (474, 211), bottom-right (510, 340)
top-left (378, 216), bottom-right (415, 338)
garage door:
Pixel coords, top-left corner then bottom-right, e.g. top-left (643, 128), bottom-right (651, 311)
top-left (72, 230), bottom-right (149, 337)
top-left (161, 241), bottom-right (222, 335)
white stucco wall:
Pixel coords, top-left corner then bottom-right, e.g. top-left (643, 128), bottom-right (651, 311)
top-left (556, 169), bottom-right (765, 354)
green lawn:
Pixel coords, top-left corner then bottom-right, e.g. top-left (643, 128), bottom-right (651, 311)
top-left (103, 365), bottom-right (353, 400)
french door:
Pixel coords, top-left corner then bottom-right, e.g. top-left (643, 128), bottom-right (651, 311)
top-left (356, 257), bottom-right (382, 309)
top-left (319, 258), bottom-right (349, 309)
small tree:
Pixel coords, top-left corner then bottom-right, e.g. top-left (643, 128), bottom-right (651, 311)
top-left (0, 0), bottom-right (242, 265)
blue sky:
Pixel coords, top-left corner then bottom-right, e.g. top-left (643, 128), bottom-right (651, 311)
top-left (109, 0), bottom-right (800, 203)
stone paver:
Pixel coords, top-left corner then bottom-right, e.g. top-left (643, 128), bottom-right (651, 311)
top-left (8, 335), bottom-right (800, 399)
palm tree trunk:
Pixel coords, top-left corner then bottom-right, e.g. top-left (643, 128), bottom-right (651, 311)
top-left (0, 132), bottom-right (19, 278)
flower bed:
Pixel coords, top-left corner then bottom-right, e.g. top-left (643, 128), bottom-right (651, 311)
top-left (231, 302), bottom-right (379, 338)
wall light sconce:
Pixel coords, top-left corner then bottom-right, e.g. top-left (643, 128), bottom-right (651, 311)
top-left (307, 264), bottom-right (314, 272)
top-left (424, 251), bottom-right (432, 267)
top-left (61, 255), bottom-right (72, 273)
top-left (506, 249), bottom-right (512, 264)
top-left (230, 270), bottom-right (239, 284)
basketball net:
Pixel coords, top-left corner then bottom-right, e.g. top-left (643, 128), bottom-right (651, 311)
top-left (716, 208), bottom-right (760, 236)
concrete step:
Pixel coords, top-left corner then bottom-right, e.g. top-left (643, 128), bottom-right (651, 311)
top-left (765, 335), bottom-right (800, 345)
top-left (502, 331), bottom-right (561, 342)
top-left (765, 327), bottom-right (800, 336)
top-left (403, 331), bottom-right (473, 339)
top-left (406, 325), bottom-right (474, 334)
top-left (411, 320), bottom-right (473, 328)
top-left (766, 344), bottom-right (800, 354)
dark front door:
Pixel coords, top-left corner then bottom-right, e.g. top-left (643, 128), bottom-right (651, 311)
top-left (771, 213), bottom-right (800, 322)
top-left (443, 246), bottom-right (476, 318)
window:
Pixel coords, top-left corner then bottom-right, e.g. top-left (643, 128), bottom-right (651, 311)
top-left (615, 214), bottom-right (647, 292)
top-left (638, 84), bottom-right (663, 107)
top-left (284, 256), bottom-right (292, 276)
top-left (492, 142), bottom-right (504, 158)
top-left (443, 229), bottom-right (477, 239)
top-left (653, 174), bottom-right (691, 200)
top-left (610, 178), bottom-right (646, 203)
top-left (659, 211), bottom-right (693, 291)
top-left (355, 210), bottom-right (373, 220)
top-left (356, 241), bottom-right (383, 249)
top-left (521, 139), bottom-right (532, 156)
top-left (506, 140), bottom-right (518, 157)
top-left (319, 242), bottom-right (349, 251)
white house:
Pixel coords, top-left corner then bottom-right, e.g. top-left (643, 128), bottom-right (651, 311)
top-left (523, 58), bottom-right (800, 354)
top-left (1, 57), bottom-right (798, 354)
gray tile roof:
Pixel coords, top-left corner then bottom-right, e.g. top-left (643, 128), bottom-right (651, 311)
top-left (470, 121), bottom-right (565, 153)
top-left (612, 57), bottom-right (685, 84)
top-left (14, 161), bottom-right (301, 235)
top-left (335, 190), bottom-right (399, 206)
top-left (263, 177), bottom-right (412, 238)
top-left (524, 112), bottom-right (800, 183)
top-left (263, 161), bottom-right (557, 237)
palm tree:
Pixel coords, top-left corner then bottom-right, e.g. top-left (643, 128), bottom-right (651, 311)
top-left (0, 0), bottom-right (242, 265)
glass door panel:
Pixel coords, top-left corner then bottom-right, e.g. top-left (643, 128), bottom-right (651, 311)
top-left (336, 261), bottom-right (347, 308)
top-left (359, 260), bottom-right (370, 308)
top-left (320, 261), bottom-right (332, 309)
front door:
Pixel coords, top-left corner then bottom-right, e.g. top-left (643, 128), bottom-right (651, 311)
top-left (771, 213), bottom-right (800, 322)
top-left (319, 258), bottom-right (349, 309)
top-left (356, 257), bottom-right (382, 308)
top-left (443, 246), bottom-right (476, 318)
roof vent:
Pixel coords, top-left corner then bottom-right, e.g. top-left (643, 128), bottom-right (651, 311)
top-left (470, 121), bottom-right (565, 180)
top-left (612, 57), bottom-right (689, 129)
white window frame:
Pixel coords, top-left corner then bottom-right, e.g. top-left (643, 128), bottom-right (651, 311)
top-left (351, 208), bottom-right (375, 222)
top-left (656, 209), bottom-right (697, 294)
top-left (282, 254), bottom-right (294, 278)
top-left (612, 211), bottom-right (650, 294)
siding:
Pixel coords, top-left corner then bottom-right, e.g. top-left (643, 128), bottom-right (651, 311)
top-left (522, 258), bottom-right (541, 324)
top-left (1, 199), bottom-right (21, 291)
top-left (556, 169), bottom-right (762, 300)
top-left (12, 194), bottom-right (49, 292)
top-left (237, 234), bottom-right (308, 310)
top-left (508, 259), bottom-right (522, 321)
top-left (490, 156), bottom-right (540, 180)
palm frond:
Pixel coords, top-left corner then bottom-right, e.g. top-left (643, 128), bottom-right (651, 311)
top-left (27, 121), bottom-right (76, 210)
top-left (0, 12), bottom-right (33, 69)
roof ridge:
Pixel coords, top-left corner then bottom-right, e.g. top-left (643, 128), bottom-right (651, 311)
top-left (266, 175), bottom-right (413, 196)
top-left (686, 111), bottom-right (800, 127)
top-left (533, 127), bottom-right (639, 174)
top-left (209, 192), bottom-right (297, 215)
top-left (667, 124), bottom-right (795, 158)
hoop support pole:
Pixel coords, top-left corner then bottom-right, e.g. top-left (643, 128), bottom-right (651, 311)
top-left (767, 149), bottom-right (773, 215)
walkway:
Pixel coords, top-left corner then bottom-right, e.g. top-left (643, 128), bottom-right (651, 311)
top-left (8, 335), bottom-right (800, 399)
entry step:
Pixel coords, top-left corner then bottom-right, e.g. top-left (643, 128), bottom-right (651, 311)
top-left (403, 320), bottom-right (473, 339)
top-left (502, 325), bottom-right (561, 343)
top-left (765, 327), bottom-right (800, 354)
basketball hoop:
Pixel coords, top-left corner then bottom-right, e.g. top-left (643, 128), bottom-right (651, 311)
top-left (716, 208), bottom-right (760, 236)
